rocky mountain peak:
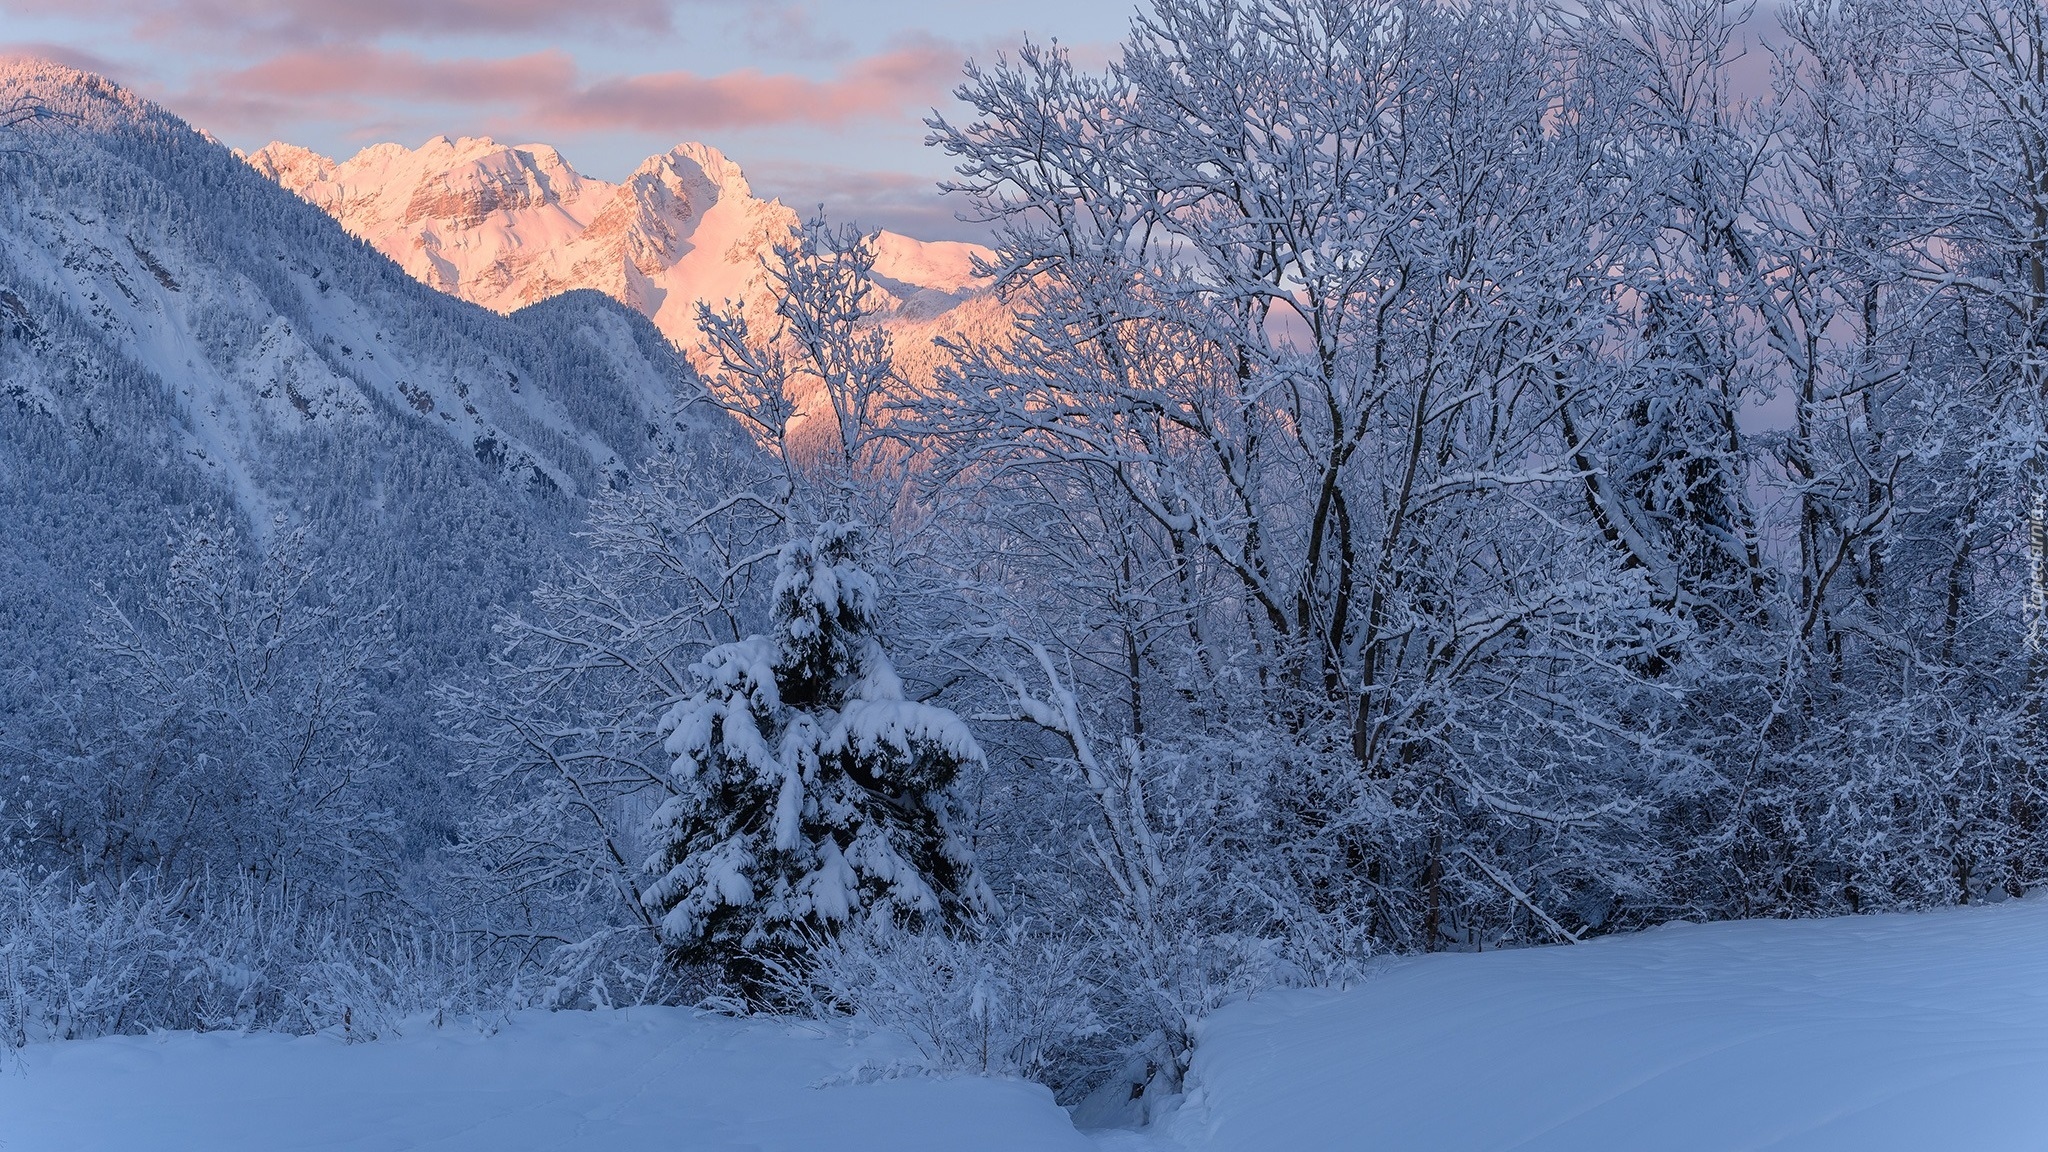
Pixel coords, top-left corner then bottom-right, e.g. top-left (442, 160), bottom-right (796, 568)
top-left (666, 141), bottom-right (752, 200)
top-left (244, 141), bottom-right (333, 187)
top-left (253, 135), bottom-right (987, 353)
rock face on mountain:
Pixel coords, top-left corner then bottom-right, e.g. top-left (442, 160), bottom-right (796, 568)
top-left (248, 136), bottom-right (989, 353)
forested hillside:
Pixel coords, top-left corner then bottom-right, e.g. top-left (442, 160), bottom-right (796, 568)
top-left (0, 59), bottom-right (725, 855)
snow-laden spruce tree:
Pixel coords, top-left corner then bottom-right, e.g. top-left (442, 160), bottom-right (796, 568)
top-left (642, 522), bottom-right (992, 997)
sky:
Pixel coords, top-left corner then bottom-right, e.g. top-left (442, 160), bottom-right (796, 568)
top-left (0, 0), bottom-right (1136, 240)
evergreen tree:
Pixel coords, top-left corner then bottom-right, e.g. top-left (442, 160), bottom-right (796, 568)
top-left (643, 523), bottom-right (992, 996)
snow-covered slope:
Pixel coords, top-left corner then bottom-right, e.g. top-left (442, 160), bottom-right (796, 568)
top-left (9, 899), bottom-right (2048, 1150)
top-left (0, 1008), bottom-right (1092, 1152)
top-left (1150, 896), bottom-right (2048, 1151)
top-left (248, 135), bottom-right (990, 353)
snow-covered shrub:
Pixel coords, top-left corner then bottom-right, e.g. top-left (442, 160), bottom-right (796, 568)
top-left (0, 868), bottom-right (510, 1050)
top-left (643, 523), bottom-right (994, 999)
top-left (1047, 740), bottom-right (1311, 1095)
top-left (0, 869), bottom-right (178, 1048)
top-left (768, 917), bottom-right (1102, 1086)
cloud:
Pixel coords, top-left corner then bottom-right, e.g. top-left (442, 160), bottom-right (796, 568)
top-left (545, 41), bottom-right (960, 132)
top-left (225, 49), bottom-right (579, 104)
top-left (746, 159), bottom-right (991, 242)
top-left (0, 41), bottom-right (134, 79)
top-left (0, 0), bottom-right (686, 44)
top-left (184, 40), bottom-right (964, 135)
top-left (732, 2), bottom-right (852, 62)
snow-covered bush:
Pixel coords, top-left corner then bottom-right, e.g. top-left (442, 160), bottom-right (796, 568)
top-left (768, 917), bottom-right (1102, 1087)
top-left (1018, 728), bottom-right (1339, 1094)
top-left (0, 868), bottom-right (507, 1050)
top-left (643, 523), bottom-right (994, 999)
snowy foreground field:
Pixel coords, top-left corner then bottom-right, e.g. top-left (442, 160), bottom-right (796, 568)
top-left (8, 898), bottom-right (2048, 1151)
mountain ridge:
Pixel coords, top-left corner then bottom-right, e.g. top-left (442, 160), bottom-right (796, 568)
top-left (247, 135), bottom-right (990, 355)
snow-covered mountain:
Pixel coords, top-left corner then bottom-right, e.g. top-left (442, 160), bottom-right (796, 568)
top-left (0, 61), bottom-right (736, 815)
top-left (1, 66), bottom-right (705, 516)
top-left (247, 135), bottom-right (989, 353)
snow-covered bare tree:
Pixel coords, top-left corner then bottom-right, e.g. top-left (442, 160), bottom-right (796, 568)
top-left (696, 213), bottom-right (911, 523)
top-left (1567, 0), bottom-right (2047, 915)
top-left (1905, 0), bottom-right (2048, 660)
top-left (0, 91), bottom-right (61, 151)
top-left (439, 422), bottom-right (781, 979)
top-left (924, 0), bottom-right (1680, 952)
top-left (1739, 0), bottom-right (2048, 907)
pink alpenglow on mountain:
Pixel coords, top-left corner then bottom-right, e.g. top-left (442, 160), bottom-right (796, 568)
top-left (247, 136), bottom-right (989, 350)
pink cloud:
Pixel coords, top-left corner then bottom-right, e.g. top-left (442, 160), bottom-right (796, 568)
top-left (0, 0), bottom-right (683, 43)
top-left (0, 41), bottom-right (126, 75)
top-left (225, 49), bottom-right (579, 104)
top-left (184, 41), bottom-right (963, 135)
top-left (546, 42), bottom-right (960, 131)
